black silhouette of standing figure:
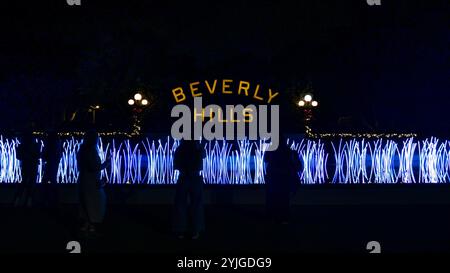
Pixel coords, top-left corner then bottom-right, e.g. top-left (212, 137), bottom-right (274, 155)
top-left (42, 131), bottom-right (61, 208)
top-left (173, 140), bottom-right (204, 239)
top-left (15, 130), bottom-right (41, 208)
top-left (265, 136), bottom-right (299, 225)
top-left (77, 131), bottom-right (110, 233)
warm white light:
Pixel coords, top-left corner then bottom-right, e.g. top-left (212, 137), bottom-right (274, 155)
top-left (141, 99), bottom-right (148, 106)
top-left (128, 99), bottom-right (135, 105)
top-left (134, 93), bottom-right (142, 101)
top-left (304, 94), bottom-right (313, 102)
top-left (312, 101), bottom-right (318, 107)
top-left (95, 105), bottom-right (100, 109)
top-left (298, 100), bottom-right (305, 107)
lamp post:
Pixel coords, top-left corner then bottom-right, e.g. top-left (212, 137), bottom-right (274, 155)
top-left (128, 92), bottom-right (149, 135)
top-left (297, 93), bottom-right (318, 134)
top-left (88, 105), bottom-right (101, 124)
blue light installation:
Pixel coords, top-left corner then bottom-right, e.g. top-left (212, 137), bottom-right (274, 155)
top-left (398, 138), bottom-right (417, 183)
top-left (36, 139), bottom-right (44, 183)
top-left (0, 137), bottom-right (44, 183)
top-left (418, 137), bottom-right (449, 183)
top-left (57, 138), bottom-right (82, 183)
top-left (202, 139), bottom-right (269, 185)
top-left (1, 135), bottom-right (449, 185)
top-left (372, 139), bottom-right (399, 183)
top-left (58, 137), bottom-right (180, 184)
top-left (289, 139), bottom-right (328, 184)
top-left (290, 137), bottom-right (450, 184)
top-left (59, 137), bottom-right (268, 185)
top-left (100, 137), bottom-right (180, 185)
top-left (0, 136), bottom-right (21, 183)
top-left (331, 138), bottom-right (393, 184)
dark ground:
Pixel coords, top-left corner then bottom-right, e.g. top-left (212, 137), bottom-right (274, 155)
top-left (0, 204), bottom-right (449, 253)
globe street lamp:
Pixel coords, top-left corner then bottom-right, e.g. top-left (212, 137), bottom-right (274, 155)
top-left (298, 94), bottom-right (318, 110)
top-left (128, 92), bottom-right (149, 135)
top-left (297, 93), bottom-right (319, 133)
top-left (304, 94), bottom-right (312, 102)
top-left (134, 93), bottom-right (142, 101)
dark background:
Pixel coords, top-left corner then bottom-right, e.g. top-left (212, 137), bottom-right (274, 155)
top-left (0, 0), bottom-right (449, 136)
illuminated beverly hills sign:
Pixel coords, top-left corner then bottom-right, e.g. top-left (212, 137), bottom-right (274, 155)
top-left (170, 79), bottom-right (280, 151)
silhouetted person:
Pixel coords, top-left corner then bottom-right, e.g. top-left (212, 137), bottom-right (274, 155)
top-left (77, 131), bottom-right (110, 233)
top-left (14, 131), bottom-right (40, 207)
top-left (173, 140), bottom-right (204, 239)
top-left (265, 137), bottom-right (299, 225)
top-left (42, 131), bottom-right (61, 209)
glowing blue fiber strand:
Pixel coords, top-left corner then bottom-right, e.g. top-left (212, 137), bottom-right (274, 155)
top-left (202, 139), bottom-right (269, 185)
top-left (289, 137), bottom-right (450, 184)
top-left (1, 135), bottom-right (449, 185)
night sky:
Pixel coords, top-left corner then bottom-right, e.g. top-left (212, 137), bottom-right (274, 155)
top-left (0, 0), bottom-right (449, 136)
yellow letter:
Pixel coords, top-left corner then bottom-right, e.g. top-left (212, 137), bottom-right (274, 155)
top-left (222, 79), bottom-right (233, 94)
top-left (238, 81), bottom-right (250, 96)
top-left (243, 108), bottom-right (253, 123)
top-left (267, 89), bottom-right (279, 103)
top-left (205, 80), bottom-right (217, 95)
top-left (209, 108), bottom-right (216, 121)
top-left (218, 108), bottom-right (228, 123)
top-left (193, 108), bottom-right (205, 122)
top-left (190, 82), bottom-right (201, 97)
top-left (230, 107), bottom-right (239, 122)
top-left (253, 85), bottom-right (263, 101)
top-left (172, 87), bottom-right (186, 103)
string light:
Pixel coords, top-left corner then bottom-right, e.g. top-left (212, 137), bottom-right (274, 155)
top-left (32, 131), bottom-right (133, 138)
top-left (304, 126), bottom-right (417, 139)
